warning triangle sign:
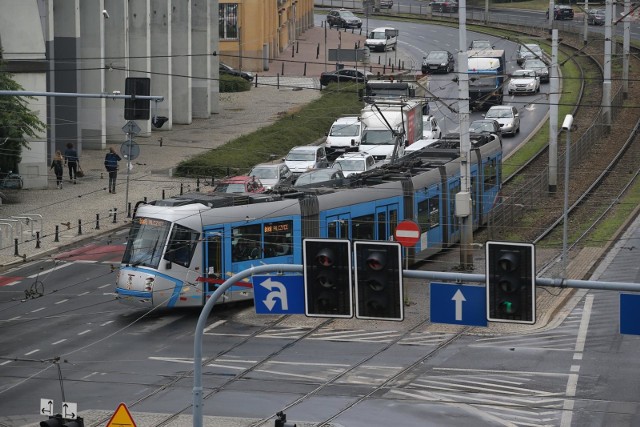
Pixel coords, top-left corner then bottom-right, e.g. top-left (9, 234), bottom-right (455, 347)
top-left (106, 403), bottom-right (137, 427)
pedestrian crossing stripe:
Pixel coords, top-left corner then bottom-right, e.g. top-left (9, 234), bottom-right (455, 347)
top-left (106, 402), bottom-right (137, 427)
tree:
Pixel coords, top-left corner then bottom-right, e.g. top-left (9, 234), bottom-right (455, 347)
top-left (0, 58), bottom-right (47, 174)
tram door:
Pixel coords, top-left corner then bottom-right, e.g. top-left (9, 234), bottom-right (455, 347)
top-left (203, 230), bottom-right (224, 304)
top-left (327, 214), bottom-right (350, 239)
top-left (375, 206), bottom-right (398, 240)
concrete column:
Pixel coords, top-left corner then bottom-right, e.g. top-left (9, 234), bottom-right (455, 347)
top-left (79, 0), bottom-right (107, 150)
top-left (210, 0), bottom-right (220, 114)
top-left (192, 0), bottom-right (211, 118)
top-left (129, 0), bottom-right (151, 135)
top-left (52, 0), bottom-right (80, 154)
top-left (104, 0), bottom-right (129, 144)
top-left (150, 0), bottom-right (173, 130)
top-left (171, 0), bottom-right (192, 124)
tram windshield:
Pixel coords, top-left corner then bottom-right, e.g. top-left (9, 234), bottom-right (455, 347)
top-left (123, 217), bottom-right (171, 268)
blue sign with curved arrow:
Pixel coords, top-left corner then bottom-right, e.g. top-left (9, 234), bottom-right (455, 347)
top-left (253, 275), bottom-right (305, 315)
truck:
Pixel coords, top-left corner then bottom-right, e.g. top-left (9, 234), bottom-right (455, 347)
top-left (358, 99), bottom-right (426, 163)
top-left (467, 49), bottom-right (505, 111)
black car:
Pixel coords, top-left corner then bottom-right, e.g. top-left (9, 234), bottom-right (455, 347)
top-left (469, 119), bottom-right (502, 136)
top-left (546, 5), bottom-right (574, 20)
top-left (326, 9), bottom-right (362, 29)
top-left (320, 68), bottom-right (372, 86)
top-left (421, 50), bottom-right (455, 74)
top-left (219, 62), bottom-right (254, 81)
top-left (430, 0), bottom-right (458, 13)
top-left (587, 8), bottom-right (605, 25)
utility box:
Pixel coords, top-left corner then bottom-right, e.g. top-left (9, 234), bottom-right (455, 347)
top-left (455, 191), bottom-right (472, 217)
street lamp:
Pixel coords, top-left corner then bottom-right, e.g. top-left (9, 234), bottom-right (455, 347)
top-left (561, 114), bottom-right (574, 278)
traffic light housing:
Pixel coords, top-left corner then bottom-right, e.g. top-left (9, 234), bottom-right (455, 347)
top-left (486, 241), bottom-right (536, 324)
top-left (354, 241), bottom-right (404, 321)
top-left (303, 239), bottom-right (352, 318)
top-left (124, 77), bottom-right (151, 120)
top-left (40, 415), bottom-right (84, 427)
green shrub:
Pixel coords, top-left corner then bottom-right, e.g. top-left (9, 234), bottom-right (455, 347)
top-left (220, 74), bottom-right (251, 92)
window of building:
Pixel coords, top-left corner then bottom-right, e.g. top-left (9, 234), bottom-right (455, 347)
top-left (219, 3), bottom-right (239, 40)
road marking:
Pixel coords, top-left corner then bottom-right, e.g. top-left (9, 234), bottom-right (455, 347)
top-left (55, 299), bottom-right (69, 304)
top-left (100, 321), bottom-right (114, 326)
top-left (75, 260), bottom-right (98, 263)
top-left (78, 329), bottom-right (91, 335)
top-left (0, 360), bottom-right (12, 366)
top-left (52, 339), bottom-right (67, 345)
top-left (24, 349), bottom-right (39, 356)
top-left (3, 281), bottom-right (19, 287)
top-left (78, 291), bottom-right (90, 296)
top-left (98, 284), bottom-right (111, 289)
top-left (82, 372), bottom-right (99, 380)
top-left (27, 262), bottom-right (73, 278)
top-left (203, 320), bottom-right (226, 333)
top-left (560, 293), bottom-right (594, 427)
top-left (31, 307), bottom-right (45, 313)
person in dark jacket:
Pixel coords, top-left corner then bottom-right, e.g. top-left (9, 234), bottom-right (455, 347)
top-left (64, 142), bottom-right (79, 184)
top-left (104, 146), bottom-right (122, 194)
top-left (50, 150), bottom-right (64, 189)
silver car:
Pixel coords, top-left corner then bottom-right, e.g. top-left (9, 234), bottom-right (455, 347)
top-left (522, 58), bottom-right (549, 83)
top-left (248, 163), bottom-right (294, 190)
top-left (484, 105), bottom-right (520, 136)
top-left (508, 69), bottom-right (540, 95)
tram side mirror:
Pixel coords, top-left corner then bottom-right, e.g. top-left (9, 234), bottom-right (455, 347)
top-left (166, 261), bottom-right (172, 269)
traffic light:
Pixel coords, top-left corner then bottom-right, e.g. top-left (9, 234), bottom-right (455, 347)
top-left (40, 415), bottom-right (84, 427)
top-left (303, 239), bottom-right (352, 318)
top-left (354, 241), bottom-right (404, 321)
top-left (486, 241), bottom-right (536, 324)
top-left (124, 77), bottom-right (151, 120)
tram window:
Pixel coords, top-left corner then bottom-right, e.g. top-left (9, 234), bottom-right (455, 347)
top-left (429, 196), bottom-right (440, 228)
top-left (353, 214), bottom-right (374, 240)
top-left (484, 159), bottom-right (497, 186)
top-left (389, 209), bottom-right (398, 239)
top-left (164, 225), bottom-right (199, 268)
top-left (123, 217), bottom-right (170, 268)
top-left (328, 221), bottom-right (338, 238)
top-left (264, 220), bottom-right (293, 258)
top-left (377, 212), bottom-right (386, 240)
top-left (418, 200), bottom-right (429, 233)
top-left (232, 224), bottom-right (262, 262)
top-left (418, 196), bottom-right (440, 232)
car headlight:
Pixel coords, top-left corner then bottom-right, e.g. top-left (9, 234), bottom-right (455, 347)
top-left (527, 82), bottom-right (535, 87)
top-left (441, 63), bottom-right (447, 66)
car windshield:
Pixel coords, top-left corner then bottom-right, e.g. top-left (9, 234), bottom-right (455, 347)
top-left (362, 129), bottom-right (395, 145)
top-left (472, 41), bottom-right (491, 49)
top-left (486, 109), bottom-right (513, 119)
top-left (513, 70), bottom-right (535, 78)
top-left (294, 171), bottom-right (337, 186)
top-left (470, 122), bottom-right (494, 133)
top-left (330, 123), bottom-right (360, 136)
top-left (214, 183), bottom-right (246, 193)
top-left (286, 151), bottom-right (316, 161)
top-left (428, 52), bottom-right (447, 60)
top-left (525, 59), bottom-right (546, 69)
top-left (250, 167), bottom-right (278, 179)
top-left (341, 11), bottom-right (356, 18)
top-left (334, 159), bottom-right (365, 171)
top-left (370, 32), bottom-right (387, 40)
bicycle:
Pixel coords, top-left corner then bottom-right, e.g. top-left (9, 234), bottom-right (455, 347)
top-left (23, 268), bottom-right (44, 300)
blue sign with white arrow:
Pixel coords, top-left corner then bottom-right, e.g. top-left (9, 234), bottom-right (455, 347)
top-left (430, 282), bottom-right (487, 327)
top-left (253, 275), bottom-right (305, 315)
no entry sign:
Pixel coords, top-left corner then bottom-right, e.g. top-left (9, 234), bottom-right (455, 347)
top-left (394, 220), bottom-right (420, 247)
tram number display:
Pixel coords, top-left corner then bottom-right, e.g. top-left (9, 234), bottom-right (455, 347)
top-left (138, 217), bottom-right (166, 227)
top-left (264, 222), bottom-right (290, 234)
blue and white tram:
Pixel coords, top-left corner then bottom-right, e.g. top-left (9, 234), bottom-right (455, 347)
top-left (115, 137), bottom-right (502, 308)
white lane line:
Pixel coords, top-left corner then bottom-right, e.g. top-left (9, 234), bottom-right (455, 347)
top-left (55, 299), bottom-right (69, 305)
top-left (3, 281), bottom-right (20, 287)
top-left (81, 372), bottom-right (99, 380)
top-left (98, 284), bottom-right (111, 289)
top-left (203, 320), bottom-right (226, 334)
top-left (24, 349), bottom-right (39, 356)
top-left (100, 321), bottom-right (114, 326)
top-left (255, 369), bottom-right (327, 381)
top-left (570, 365), bottom-right (580, 372)
top-left (78, 291), bottom-right (90, 296)
top-left (0, 360), bottom-right (12, 366)
top-left (27, 262), bottom-right (73, 278)
top-left (561, 293), bottom-right (594, 427)
top-left (74, 260), bottom-right (97, 264)
top-left (52, 339), bottom-right (67, 345)
top-left (78, 330), bottom-right (91, 336)
top-left (31, 307), bottom-right (45, 313)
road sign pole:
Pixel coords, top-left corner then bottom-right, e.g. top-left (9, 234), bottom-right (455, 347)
top-left (125, 132), bottom-right (132, 217)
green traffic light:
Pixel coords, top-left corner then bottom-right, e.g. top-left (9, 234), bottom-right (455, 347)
top-left (502, 301), bottom-right (513, 314)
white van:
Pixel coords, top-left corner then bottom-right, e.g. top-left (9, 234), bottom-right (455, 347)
top-left (325, 116), bottom-right (365, 156)
top-left (365, 27), bottom-right (398, 52)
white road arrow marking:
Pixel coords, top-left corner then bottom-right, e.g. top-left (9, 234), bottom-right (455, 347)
top-left (260, 278), bottom-right (288, 311)
top-left (452, 289), bottom-right (466, 321)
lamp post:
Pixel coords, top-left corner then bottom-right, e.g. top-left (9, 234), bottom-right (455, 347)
top-left (561, 114), bottom-right (574, 278)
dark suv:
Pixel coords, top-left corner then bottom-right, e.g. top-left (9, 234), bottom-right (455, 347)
top-left (430, 0), bottom-right (459, 13)
top-left (546, 5), bottom-right (574, 20)
top-left (326, 9), bottom-right (362, 29)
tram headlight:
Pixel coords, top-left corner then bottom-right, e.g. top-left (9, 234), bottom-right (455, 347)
top-left (144, 277), bottom-right (155, 292)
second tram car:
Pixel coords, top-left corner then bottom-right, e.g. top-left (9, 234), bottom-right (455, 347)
top-left (115, 136), bottom-right (502, 308)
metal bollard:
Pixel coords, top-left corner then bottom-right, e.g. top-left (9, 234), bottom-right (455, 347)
top-left (378, 56), bottom-right (381, 65)
top-left (143, 197), bottom-right (147, 203)
top-left (36, 232), bottom-right (40, 249)
top-left (391, 64), bottom-right (395, 73)
top-left (180, 183), bottom-right (184, 195)
top-left (383, 65), bottom-right (386, 74)
top-left (196, 177), bottom-right (200, 192)
top-left (316, 43), bottom-right (320, 59)
top-left (159, 137), bottom-right (163, 147)
top-left (162, 189), bottom-right (165, 199)
top-left (354, 42), bottom-right (357, 49)
top-left (127, 203), bottom-right (132, 218)
top-left (291, 45), bottom-right (294, 58)
top-left (14, 238), bottom-right (18, 256)
top-left (54, 225), bottom-right (60, 242)
top-left (281, 62), bottom-right (284, 76)
top-left (277, 73), bottom-right (280, 89)
top-left (113, 208), bottom-right (117, 224)
top-left (303, 62), bottom-right (307, 76)
top-left (78, 219), bottom-right (83, 235)
top-left (255, 74), bottom-right (258, 88)
top-left (296, 41), bottom-right (299, 53)
top-left (96, 214), bottom-right (100, 230)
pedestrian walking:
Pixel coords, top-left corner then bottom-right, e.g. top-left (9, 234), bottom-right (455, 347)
top-left (104, 146), bottom-right (121, 194)
top-left (50, 150), bottom-right (64, 189)
top-left (64, 142), bottom-right (79, 184)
